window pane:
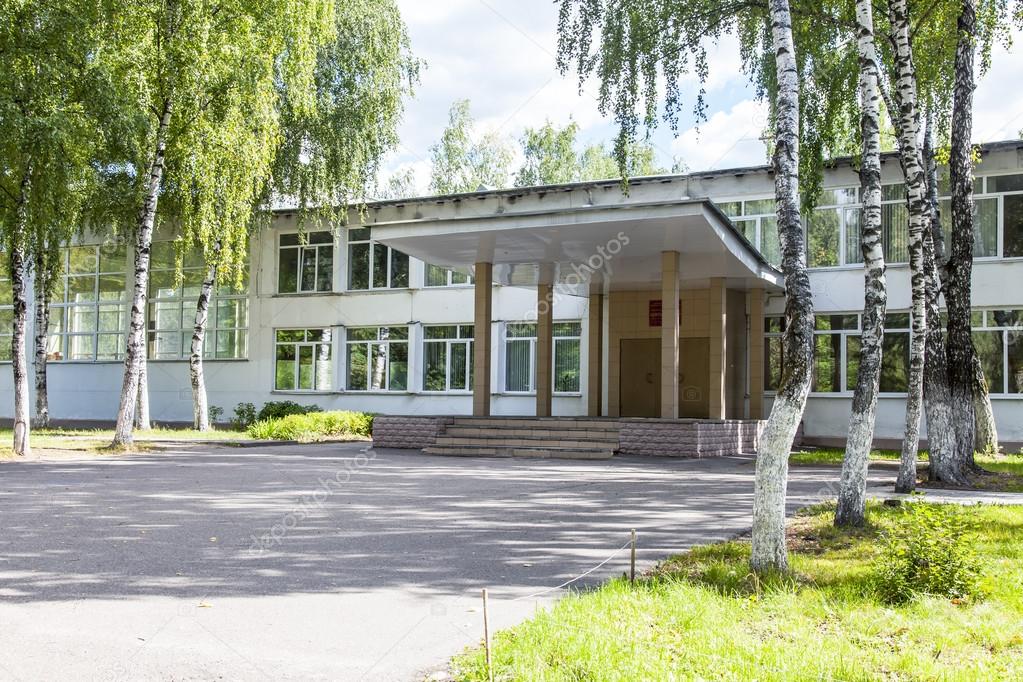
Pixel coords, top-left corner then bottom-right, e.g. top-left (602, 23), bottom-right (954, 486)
top-left (425, 325), bottom-right (457, 340)
top-left (0, 336), bottom-right (11, 361)
top-left (991, 309), bottom-right (1023, 328)
top-left (68, 247), bottom-right (98, 275)
top-left (316, 246), bottom-right (333, 291)
top-left (745, 198), bottom-right (775, 215)
top-left (309, 231), bottom-right (333, 245)
top-left (275, 344), bottom-right (296, 390)
top-left (181, 268), bottom-right (205, 298)
top-left (215, 330), bottom-right (245, 359)
top-left (940, 198), bottom-right (998, 258)
top-left (349, 227), bottom-right (371, 242)
top-left (278, 248), bottom-right (299, 293)
top-left (424, 342), bottom-right (447, 390)
top-left (1009, 331), bottom-right (1023, 393)
top-left (426, 264), bottom-right (447, 287)
top-left (882, 202), bottom-right (909, 263)
top-left (216, 299), bottom-right (247, 329)
top-left (68, 275), bottom-right (96, 303)
top-left (98, 305), bottom-right (125, 332)
top-left (845, 208), bottom-right (862, 265)
top-left (718, 201), bottom-right (742, 217)
top-left (68, 334), bottom-right (95, 360)
top-left (880, 332), bottom-right (910, 392)
top-left (735, 219), bottom-right (757, 246)
top-left (151, 301), bottom-right (180, 331)
top-left (506, 339), bottom-right (532, 391)
top-left (451, 342), bottom-right (469, 390)
top-left (815, 314), bottom-right (858, 331)
top-left (390, 250), bottom-right (409, 288)
top-left (812, 334), bottom-right (842, 392)
top-left (507, 323), bottom-right (536, 338)
top-left (388, 342), bottom-right (408, 390)
top-left (347, 327), bottom-right (377, 342)
top-left (553, 322), bottom-right (582, 337)
top-left (280, 233), bottom-right (300, 247)
top-left (451, 271), bottom-right (470, 285)
top-left (806, 208), bottom-right (840, 267)
top-left (973, 331), bottom-right (1004, 394)
top-left (765, 336), bottom-right (784, 391)
top-left (99, 244), bottom-right (127, 273)
top-left (372, 243), bottom-right (388, 288)
top-left (96, 333), bottom-right (122, 361)
top-left (765, 316), bottom-right (785, 333)
top-left (761, 217), bottom-right (780, 266)
top-left (989, 174), bottom-right (1023, 193)
top-left (384, 326), bottom-right (409, 340)
top-left (298, 344), bottom-right (314, 390)
top-left (882, 184), bottom-right (906, 201)
top-left (885, 313), bottom-right (911, 329)
top-left (346, 343), bottom-right (368, 390)
top-left (348, 243), bottom-right (370, 289)
top-left (554, 338), bottom-right (581, 392)
top-left (69, 306), bottom-right (97, 333)
top-left (315, 333), bottom-right (333, 391)
top-left (370, 343), bottom-right (387, 389)
top-left (1005, 194), bottom-right (1023, 258)
top-left (846, 336), bottom-right (861, 392)
top-left (98, 274), bottom-right (125, 301)
top-left (300, 247), bottom-right (317, 291)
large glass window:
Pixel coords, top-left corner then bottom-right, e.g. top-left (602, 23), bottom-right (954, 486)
top-left (938, 197), bottom-right (998, 258)
top-left (345, 326), bottom-right (408, 391)
top-left (0, 253), bottom-right (11, 361)
top-left (274, 328), bottom-right (333, 391)
top-left (348, 227), bottom-right (409, 290)
top-left (503, 321), bottom-right (582, 393)
top-left (720, 198), bottom-right (780, 267)
top-left (148, 241), bottom-right (249, 360)
top-left (806, 207), bottom-right (842, 267)
top-left (425, 264), bottom-right (472, 287)
top-left (974, 309), bottom-right (1023, 393)
top-left (812, 314), bottom-right (858, 393)
top-left (1004, 193), bottom-right (1023, 258)
top-left (49, 244), bottom-right (128, 361)
top-left (278, 232), bottom-right (333, 293)
top-left (423, 325), bottom-right (473, 391)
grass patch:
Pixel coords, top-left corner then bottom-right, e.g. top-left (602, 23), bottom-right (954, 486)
top-left (0, 426), bottom-right (253, 457)
top-left (789, 447), bottom-right (907, 465)
top-left (452, 502), bottom-right (1023, 681)
top-left (246, 410), bottom-right (373, 442)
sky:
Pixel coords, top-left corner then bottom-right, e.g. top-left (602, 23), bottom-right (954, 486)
top-left (384, 1), bottom-right (1023, 192)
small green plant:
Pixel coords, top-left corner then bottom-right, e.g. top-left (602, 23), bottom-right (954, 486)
top-left (247, 410), bottom-right (373, 442)
top-left (232, 402), bottom-right (257, 430)
top-left (256, 400), bottom-right (322, 422)
top-left (208, 405), bottom-right (224, 424)
top-left (873, 502), bottom-right (982, 604)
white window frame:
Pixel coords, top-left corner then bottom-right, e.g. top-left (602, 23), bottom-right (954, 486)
top-left (49, 243), bottom-right (129, 363)
top-left (347, 227), bottom-right (409, 290)
top-left (273, 328), bottom-right (334, 392)
top-left (344, 325), bottom-right (410, 391)
top-left (424, 264), bottom-right (474, 288)
top-left (422, 324), bottom-right (474, 392)
top-left (277, 231), bottom-right (334, 294)
top-left (501, 321), bottom-right (583, 395)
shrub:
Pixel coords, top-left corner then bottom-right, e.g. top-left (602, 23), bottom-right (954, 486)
top-left (232, 402), bottom-right (257, 430)
top-left (256, 400), bottom-right (322, 422)
top-left (208, 405), bottom-right (224, 424)
top-left (873, 502), bottom-right (982, 604)
top-left (247, 410), bottom-right (373, 442)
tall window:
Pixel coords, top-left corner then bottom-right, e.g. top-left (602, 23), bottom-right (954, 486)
top-left (278, 232), bottom-right (333, 293)
top-left (274, 329), bottom-right (333, 391)
top-left (504, 321), bottom-right (582, 393)
top-left (49, 244), bottom-right (128, 361)
top-left (346, 326), bottom-right (408, 391)
top-left (148, 241), bottom-right (249, 360)
top-left (971, 309), bottom-right (1023, 393)
top-left (0, 253), bottom-right (11, 361)
top-left (425, 264), bottom-right (473, 287)
top-left (846, 313), bottom-right (911, 393)
top-left (764, 316), bottom-right (785, 391)
top-left (720, 198), bottom-right (780, 266)
top-left (348, 227), bottom-right (409, 290)
top-left (423, 325), bottom-right (473, 391)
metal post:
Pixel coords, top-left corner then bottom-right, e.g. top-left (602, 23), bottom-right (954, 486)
top-left (482, 588), bottom-right (493, 682)
top-left (630, 529), bottom-right (637, 583)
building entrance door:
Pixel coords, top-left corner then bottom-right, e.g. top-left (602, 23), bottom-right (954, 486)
top-left (619, 338), bottom-right (660, 417)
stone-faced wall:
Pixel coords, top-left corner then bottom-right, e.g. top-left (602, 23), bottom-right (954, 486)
top-left (618, 419), bottom-right (765, 457)
top-left (372, 416), bottom-right (452, 449)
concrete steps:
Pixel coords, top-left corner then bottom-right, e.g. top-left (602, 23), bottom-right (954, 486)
top-left (423, 417), bottom-right (620, 460)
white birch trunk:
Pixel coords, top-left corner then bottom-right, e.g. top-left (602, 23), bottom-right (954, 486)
top-left (135, 359), bottom-right (151, 430)
top-left (190, 264), bottom-right (217, 431)
top-left (973, 358), bottom-right (998, 453)
top-left (10, 165), bottom-right (33, 456)
top-left (836, 0), bottom-right (886, 527)
top-left (750, 0), bottom-right (814, 574)
top-left (887, 0), bottom-right (929, 493)
top-left (940, 0), bottom-right (979, 483)
top-left (32, 250), bottom-right (52, 428)
top-left (112, 100), bottom-right (172, 446)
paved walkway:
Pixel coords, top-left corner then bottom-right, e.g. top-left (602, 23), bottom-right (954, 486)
top-left (0, 445), bottom-right (975, 681)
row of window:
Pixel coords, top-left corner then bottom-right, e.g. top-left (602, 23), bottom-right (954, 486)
top-left (721, 173), bottom-right (1023, 267)
top-left (273, 322), bottom-right (583, 394)
top-left (276, 228), bottom-right (472, 295)
top-left (765, 309), bottom-right (1023, 395)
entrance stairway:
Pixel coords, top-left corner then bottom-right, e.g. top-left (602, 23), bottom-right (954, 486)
top-left (423, 417), bottom-right (620, 460)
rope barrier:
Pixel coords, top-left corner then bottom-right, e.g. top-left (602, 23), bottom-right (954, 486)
top-left (501, 536), bottom-right (636, 603)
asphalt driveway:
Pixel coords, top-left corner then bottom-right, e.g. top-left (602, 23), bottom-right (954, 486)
top-left (0, 444), bottom-right (889, 681)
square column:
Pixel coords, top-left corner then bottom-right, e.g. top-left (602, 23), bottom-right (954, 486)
top-left (660, 251), bottom-right (680, 419)
top-left (708, 277), bottom-right (727, 419)
top-left (473, 262), bottom-right (493, 416)
top-left (535, 282), bottom-right (554, 417)
top-left (748, 288), bottom-right (766, 419)
top-left (586, 293), bottom-right (603, 417)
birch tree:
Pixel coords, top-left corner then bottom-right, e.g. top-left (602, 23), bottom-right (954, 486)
top-left (106, 0), bottom-right (337, 446)
top-left (429, 100), bottom-right (514, 194)
top-left (835, 0), bottom-right (887, 527)
top-left (0, 1), bottom-right (105, 454)
top-left (557, 0), bottom-right (817, 572)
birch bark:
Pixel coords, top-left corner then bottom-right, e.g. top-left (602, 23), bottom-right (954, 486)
top-left (190, 263), bottom-right (217, 431)
top-left (32, 249), bottom-right (52, 428)
top-left (750, 0), bottom-right (814, 573)
top-left (836, 0), bottom-right (886, 527)
top-left (10, 165), bottom-right (33, 456)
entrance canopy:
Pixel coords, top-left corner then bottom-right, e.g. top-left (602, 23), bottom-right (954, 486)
top-left (369, 191), bottom-right (783, 295)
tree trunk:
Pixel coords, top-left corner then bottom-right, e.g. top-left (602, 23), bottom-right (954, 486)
top-left (921, 114), bottom-right (958, 481)
top-left (32, 250), bottom-right (52, 429)
top-left (190, 263), bottom-right (217, 431)
top-left (836, 0), bottom-right (886, 527)
top-left (972, 356), bottom-right (997, 453)
top-left (135, 359), bottom-right (151, 430)
top-left (9, 165), bottom-right (33, 457)
top-left (888, 0), bottom-right (929, 494)
top-left (750, 0), bottom-right (814, 574)
top-left (940, 0), bottom-right (978, 483)
top-left (112, 99), bottom-right (173, 447)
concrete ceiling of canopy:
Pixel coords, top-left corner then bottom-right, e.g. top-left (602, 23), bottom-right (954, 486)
top-left (370, 199), bottom-right (783, 296)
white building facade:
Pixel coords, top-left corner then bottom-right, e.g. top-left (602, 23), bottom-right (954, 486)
top-left (1, 140), bottom-right (1021, 446)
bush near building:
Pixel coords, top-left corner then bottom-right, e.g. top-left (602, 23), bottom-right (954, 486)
top-left (247, 410), bottom-right (373, 442)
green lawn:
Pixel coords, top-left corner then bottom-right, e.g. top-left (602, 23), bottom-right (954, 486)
top-left (0, 426), bottom-right (251, 457)
top-left (453, 503), bottom-right (1023, 681)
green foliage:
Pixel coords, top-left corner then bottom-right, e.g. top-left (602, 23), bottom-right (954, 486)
top-left (428, 100), bottom-right (514, 194)
top-left (232, 402), bottom-right (258, 430)
top-left (256, 400), bottom-right (322, 422)
top-left (516, 120), bottom-right (583, 185)
top-left (873, 503), bottom-right (983, 604)
top-left (207, 405), bottom-right (224, 424)
top-left (247, 410), bottom-right (373, 442)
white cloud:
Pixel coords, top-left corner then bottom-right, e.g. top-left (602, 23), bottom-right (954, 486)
top-left (973, 26), bottom-right (1023, 142)
top-left (670, 99), bottom-right (771, 172)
